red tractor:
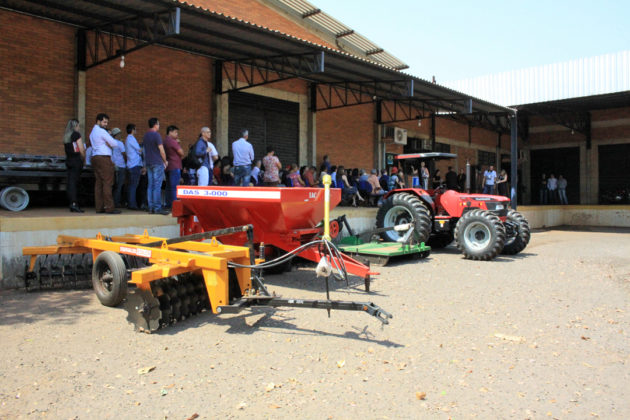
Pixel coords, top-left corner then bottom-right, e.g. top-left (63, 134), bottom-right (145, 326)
top-left (376, 153), bottom-right (530, 260)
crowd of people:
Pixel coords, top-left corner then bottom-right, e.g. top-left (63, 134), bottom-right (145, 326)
top-left (65, 114), bottom-right (544, 214)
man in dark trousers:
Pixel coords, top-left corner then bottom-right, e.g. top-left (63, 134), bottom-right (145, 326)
top-left (89, 113), bottom-right (120, 214)
top-left (445, 166), bottom-right (458, 190)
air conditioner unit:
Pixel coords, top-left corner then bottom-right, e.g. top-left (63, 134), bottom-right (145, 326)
top-left (394, 127), bottom-right (408, 145)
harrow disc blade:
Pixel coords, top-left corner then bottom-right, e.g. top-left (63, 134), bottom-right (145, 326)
top-left (124, 289), bottom-right (162, 333)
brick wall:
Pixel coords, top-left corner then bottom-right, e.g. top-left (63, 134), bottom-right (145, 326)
top-left (86, 45), bottom-right (213, 150)
top-left (0, 10), bottom-right (76, 155)
top-left (316, 103), bottom-right (376, 171)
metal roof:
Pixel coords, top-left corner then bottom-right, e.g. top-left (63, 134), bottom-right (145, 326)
top-left (2, 0), bottom-right (511, 116)
top-left (262, 0), bottom-right (409, 70)
top-left (515, 90), bottom-right (630, 114)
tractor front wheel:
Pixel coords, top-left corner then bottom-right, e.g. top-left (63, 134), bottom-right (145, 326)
top-left (501, 210), bottom-right (531, 255)
top-left (454, 210), bottom-right (505, 260)
top-left (92, 251), bottom-right (128, 307)
top-left (376, 193), bottom-right (432, 243)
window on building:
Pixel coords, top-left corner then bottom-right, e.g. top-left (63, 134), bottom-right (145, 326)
top-left (478, 150), bottom-right (496, 166)
top-left (435, 142), bottom-right (451, 153)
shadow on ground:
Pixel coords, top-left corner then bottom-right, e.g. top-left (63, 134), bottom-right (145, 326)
top-left (0, 289), bottom-right (99, 326)
top-left (155, 308), bottom-right (402, 347)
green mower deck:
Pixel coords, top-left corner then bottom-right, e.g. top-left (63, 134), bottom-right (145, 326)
top-left (337, 236), bottom-right (431, 266)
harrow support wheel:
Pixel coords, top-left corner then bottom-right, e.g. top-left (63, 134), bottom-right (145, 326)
top-left (454, 210), bottom-right (506, 261)
top-left (92, 251), bottom-right (128, 307)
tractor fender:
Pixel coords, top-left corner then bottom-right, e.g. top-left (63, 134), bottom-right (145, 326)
top-left (383, 189), bottom-right (435, 213)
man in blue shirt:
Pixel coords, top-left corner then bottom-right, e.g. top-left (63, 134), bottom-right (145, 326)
top-left (483, 165), bottom-right (497, 194)
top-left (232, 129), bottom-right (254, 186)
top-left (110, 128), bottom-right (126, 208)
top-left (125, 124), bottom-right (142, 210)
top-left (89, 113), bottom-right (120, 214)
top-left (143, 117), bottom-right (169, 215)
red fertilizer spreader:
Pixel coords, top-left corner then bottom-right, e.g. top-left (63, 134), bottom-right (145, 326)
top-left (172, 186), bottom-right (375, 290)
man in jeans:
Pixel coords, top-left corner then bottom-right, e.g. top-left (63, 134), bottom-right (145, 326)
top-left (232, 129), bottom-right (254, 186)
top-left (143, 117), bottom-right (169, 215)
top-left (110, 127), bottom-right (126, 208)
top-left (89, 113), bottom-right (121, 214)
top-left (194, 127), bottom-right (218, 186)
top-left (482, 165), bottom-right (497, 194)
top-left (163, 125), bottom-right (184, 209)
top-left (125, 124), bottom-right (142, 210)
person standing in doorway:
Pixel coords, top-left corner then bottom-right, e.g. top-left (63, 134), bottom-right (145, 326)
top-left (143, 117), bottom-right (169, 215)
top-left (232, 129), bottom-right (254, 186)
top-left (89, 113), bottom-right (120, 214)
top-left (194, 127), bottom-right (218, 186)
top-left (482, 165), bottom-right (497, 194)
top-left (558, 175), bottom-right (568, 205)
top-left (63, 119), bottom-right (85, 213)
top-left (164, 125), bottom-right (184, 209)
top-left (547, 173), bottom-right (558, 204)
top-left (125, 124), bottom-right (142, 210)
top-left (539, 173), bottom-right (548, 204)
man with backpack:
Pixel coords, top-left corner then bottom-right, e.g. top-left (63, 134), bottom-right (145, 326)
top-left (192, 127), bottom-right (218, 186)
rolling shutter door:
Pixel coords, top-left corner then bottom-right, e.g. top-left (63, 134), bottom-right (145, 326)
top-left (228, 92), bottom-right (299, 166)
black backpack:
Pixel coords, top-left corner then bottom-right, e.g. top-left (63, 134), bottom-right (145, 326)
top-left (185, 139), bottom-right (204, 170)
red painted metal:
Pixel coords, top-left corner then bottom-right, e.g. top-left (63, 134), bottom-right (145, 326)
top-left (173, 186), bottom-right (374, 279)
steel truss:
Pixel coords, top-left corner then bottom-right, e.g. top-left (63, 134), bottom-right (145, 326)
top-left (313, 80), bottom-right (414, 112)
top-left (216, 52), bottom-right (325, 93)
top-left (78, 8), bottom-right (180, 70)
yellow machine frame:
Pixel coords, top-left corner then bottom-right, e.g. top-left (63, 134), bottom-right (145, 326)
top-left (23, 230), bottom-right (258, 314)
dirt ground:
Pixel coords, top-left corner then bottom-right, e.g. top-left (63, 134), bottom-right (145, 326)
top-left (1, 227), bottom-right (629, 419)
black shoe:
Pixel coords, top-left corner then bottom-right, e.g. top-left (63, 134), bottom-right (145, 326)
top-left (105, 209), bottom-right (122, 214)
top-left (127, 206), bottom-right (139, 211)
top-left (96, 209), bottom-right (105, 214)
top-left (156, 208), bottom-right (170, 215)
top-left (70, 204), bottom-right (84, 213)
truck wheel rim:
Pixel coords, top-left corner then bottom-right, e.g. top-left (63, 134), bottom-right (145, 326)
top-left (384, 205), bottom-right (412, 237)
top-left (464, 221), bottom-right (491, 250)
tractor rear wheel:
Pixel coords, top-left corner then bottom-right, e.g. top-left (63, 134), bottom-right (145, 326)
top-left (501, 210), bottom-right (530, 255)
top-left (92, 251), bottom-right (128, 307)
top-left (376, 193), bottom-right (431, 243)
top-left (427, 232), bottom-right (454, 248)
top-left (454, 210), bottom-right (505, 260)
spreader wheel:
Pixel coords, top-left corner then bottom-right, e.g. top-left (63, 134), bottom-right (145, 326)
top-left (92, 251), bottom-right (128, 307)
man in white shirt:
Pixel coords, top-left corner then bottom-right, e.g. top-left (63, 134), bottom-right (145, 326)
top-left (547, 173), bottom-right (558, 204)
top-left (89, 113), bottom-right (120, 214)
top-left (482, 165), bottom-right (497, 195)
top-left (232, 129), bottom-right (255, 186)
top-left (195, 127), bottom-right (219, 186)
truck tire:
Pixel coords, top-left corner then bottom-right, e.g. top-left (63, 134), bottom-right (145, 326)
top-left (427, 232), bottom-right (454, 248)
top-left (454, 209), bottom-right (505, 260)
top-left (92, 251), bottom-right (128, 307)
top-left (376, 192), bottom-right (431, 243)
top-left (501, 210), bottom-right (530, 255)
top-left (0, 186), bottom-right (29, 212)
